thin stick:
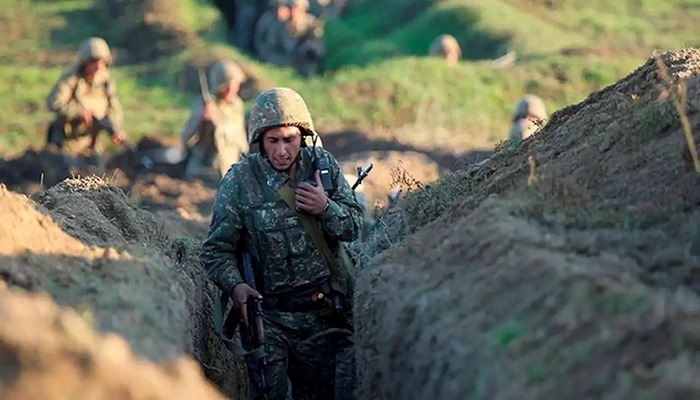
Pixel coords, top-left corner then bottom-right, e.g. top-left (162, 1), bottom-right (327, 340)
top-left (653, 51), bottom-right (700, 174)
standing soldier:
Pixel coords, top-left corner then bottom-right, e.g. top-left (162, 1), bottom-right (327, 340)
top-left (509, 94), bottom-right (548, 142)
top-left (46, 37), bottom-right (127, 152)
top-left (284, 0), bottom-right (326, 77)
top-left (428, 34), bottom-right (462, 66)
top-left (254, 0), bottom-right (292, 66)
top-left (232, 0), bottom-right (264, 53)
top-left (200, 87), bottom-right (363, 399)
top-left (181, 60), bottom-right (248, 180)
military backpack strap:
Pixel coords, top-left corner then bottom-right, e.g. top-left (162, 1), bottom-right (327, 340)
top-left (277, 184), bottom-right (352, 296)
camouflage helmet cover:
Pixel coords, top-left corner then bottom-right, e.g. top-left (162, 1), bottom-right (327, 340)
top-left (248, 87), bottom-right (316, 144)
top-left (513, 94), bottom-right (547, 120)
top-left (77, 37), bottom-right (113, 66)
top-left (429, 34), bottom-right (461, 58)
top-left (208, 60), bottom-right (245, 95)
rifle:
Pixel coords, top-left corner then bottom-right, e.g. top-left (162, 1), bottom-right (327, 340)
top-left (241, 251), bottom-right (270, 400)
top-left (197, 67), bottom-right (215, 104)
top-left (92, 117), bottom-right (155, 170)
top-left (352, 163), bottom-right (373, 191)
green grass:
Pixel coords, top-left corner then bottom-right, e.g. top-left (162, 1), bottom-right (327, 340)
top-left (0, 0), bottom-right (698, 157)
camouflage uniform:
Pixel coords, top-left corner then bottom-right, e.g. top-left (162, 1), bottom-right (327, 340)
top-left (429, 34), bottom-right (462, 65)
top-left (45, 37), bottom-right (124, 150)
top-left (509, 94), bottom-right (547, 141)
top-left (201, 87), bottom-right (363, 400)
top-left (181, 60), bottom-right (248, 179)
top-left (284, 0), bottom-right (326, 77)
top-left (231, 0), bottom-right (262, 52)
top-left (254, 0), bottom-right (292, 66)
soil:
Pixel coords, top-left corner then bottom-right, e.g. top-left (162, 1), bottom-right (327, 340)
top-left (0, 179), bottom-right (247, 398)
top-left (0, 287), bottom-right (226, 400)
top-left (354, 48), bottom-right (700, 399)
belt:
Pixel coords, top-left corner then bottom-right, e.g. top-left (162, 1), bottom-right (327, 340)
top-left (263, 280), bottom-right (332, 313)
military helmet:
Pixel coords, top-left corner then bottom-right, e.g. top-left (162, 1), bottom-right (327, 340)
top-left (513, 94), bottom-right (547, 120)
top-left (247, 87), bottom-right (316, 144)
top-left (428, 34), bottom-right (461, 58)
top-left (289, 0), bottom-right (309, 9)
top-left (208, 60), bottom-right (245, 95)
top-left (77, 37), bottom-right (113, 66)
top-left (268, 0), bottom-right (289, 6)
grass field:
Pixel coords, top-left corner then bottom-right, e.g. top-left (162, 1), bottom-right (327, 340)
top-left (0, 0), bottom-right (697, 156)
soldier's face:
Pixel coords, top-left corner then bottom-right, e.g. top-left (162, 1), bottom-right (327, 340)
top-left (276, 6), bottom-right (290, 21)
top-left (290, 6), bottom-right (305, 21)
top-left (262, 126), bottom-right (302, 171)
top-left (219, 80), bottom-right (241, 102)
top-left (83, 59), bottom-right (107, 82)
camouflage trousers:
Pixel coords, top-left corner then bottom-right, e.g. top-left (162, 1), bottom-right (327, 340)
top-left (241, 308), bottom-right (355, 400)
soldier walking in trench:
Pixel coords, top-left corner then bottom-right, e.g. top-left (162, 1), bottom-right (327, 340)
top-left (200, 87), bottom-right (363, 399)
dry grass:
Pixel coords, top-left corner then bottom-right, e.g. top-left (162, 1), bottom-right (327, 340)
top-left (653, 51), bottom-right (700, 174)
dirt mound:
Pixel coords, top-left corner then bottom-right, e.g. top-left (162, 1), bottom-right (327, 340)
top-left (0, 288), bottom-right (225, 400)
top-left (30, 176), bottom-right (168, 248)
top-left (0, 180), bottom-right (247, 397)
top-left (356, 198), bottom-right (700, 399)
top-left (338, 150), bottom-right (440, 206)
top-left (0, 182), bottom-right (192, 360)
top-left (98, 0), bottom-right (198, 62)
top-left (354, 48), bottom-right (700, 399)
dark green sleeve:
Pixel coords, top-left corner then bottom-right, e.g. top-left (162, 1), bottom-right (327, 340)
top-left (200, 169), bottom-right (244, 292)
top-left (320, 151), bottom-right (364, 242)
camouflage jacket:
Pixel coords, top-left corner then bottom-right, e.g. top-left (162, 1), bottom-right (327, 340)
top-left (200, 146), bottom-right (364, 295)
top-left (254, 11), bottom-right (291, 66)
top-left (46, 67), bottom-right (124, 132)
top-left (180, 95), bottom-right (246, 149)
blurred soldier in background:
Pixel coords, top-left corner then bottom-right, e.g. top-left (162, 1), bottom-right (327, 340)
top-left (181, 60), bottom-right (248, 180)
top-left (509, 94), bottom-right (548, 142)
top-left (46, 37), bottom-right (127, 153)
top-left (429, 34), bottom-right (461, 66)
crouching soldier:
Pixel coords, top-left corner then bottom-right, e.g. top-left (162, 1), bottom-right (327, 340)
top-left (46, 37), bottom-right (127, 152)
top-left (181, 60), bottom-right (249, 180)
top-left (201, 87), bottom-right (363, 399)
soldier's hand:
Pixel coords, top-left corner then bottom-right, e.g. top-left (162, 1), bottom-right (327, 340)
top-left (80, 109), bottom-right (94, 127)
top-left (296, 170), bottom-right (329, 215)
top-left (201, 102), bottom-right (216, 122)
top-left (112, 130), bottom-right (127, 146)
top-left (233, 283), bottom-right (262, 327)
